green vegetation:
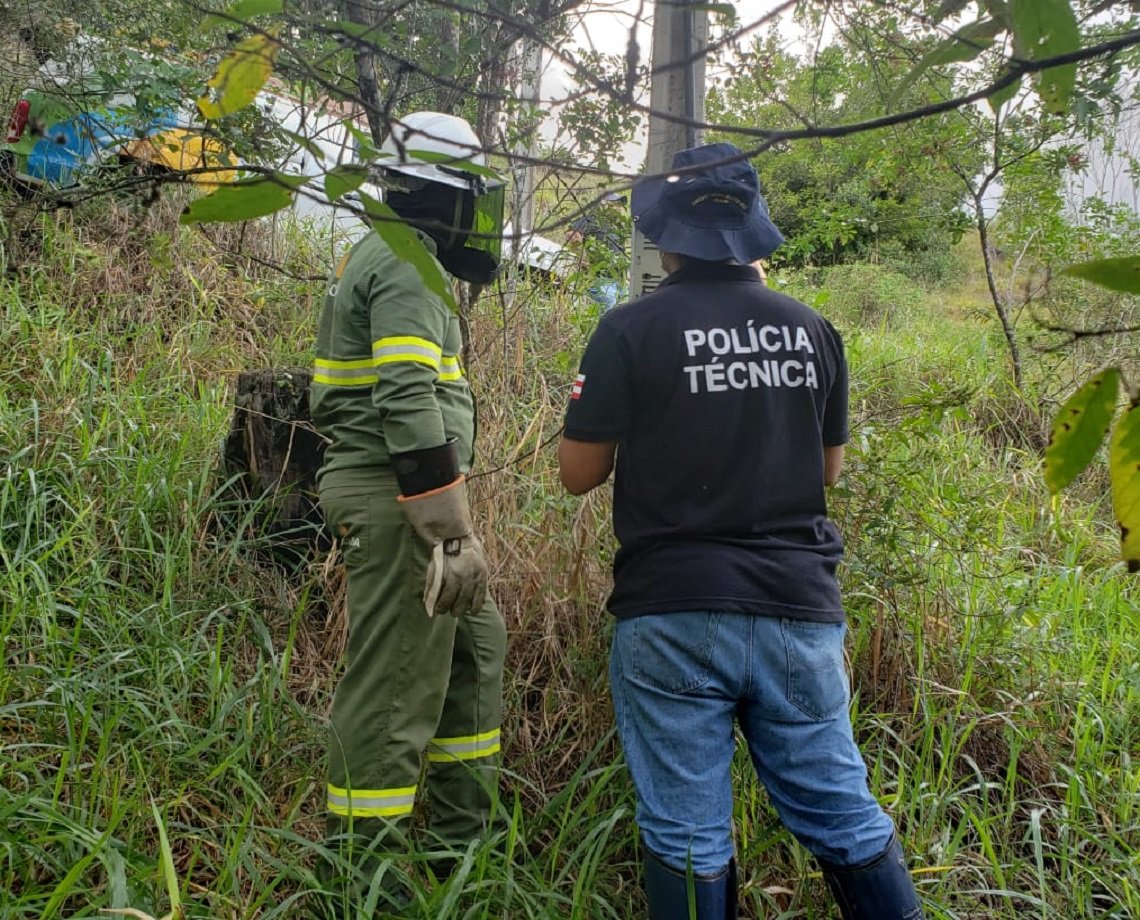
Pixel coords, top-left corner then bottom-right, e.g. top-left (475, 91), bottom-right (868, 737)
top-left (1, 198), bottom-right (1137, 918)
top-left (2, 0), bottom-right (1139, 916)
top-left (708, 37), bottom-right (979, 274)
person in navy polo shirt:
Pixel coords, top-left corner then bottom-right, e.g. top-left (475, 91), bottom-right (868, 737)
top-left (558, 143), bottom-right (924, 920)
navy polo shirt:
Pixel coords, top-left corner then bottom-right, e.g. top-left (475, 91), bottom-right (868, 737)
top-left (563, 261), bottom-right (849, 621)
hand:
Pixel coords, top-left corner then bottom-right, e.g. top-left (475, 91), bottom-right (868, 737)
top-left (399, 476), bottom-right (489, 618)
top-left (423, 534), bottom-right (488, 618)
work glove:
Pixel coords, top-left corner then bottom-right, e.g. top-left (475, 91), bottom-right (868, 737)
top-left (398, 476), bottom-right (488, 618)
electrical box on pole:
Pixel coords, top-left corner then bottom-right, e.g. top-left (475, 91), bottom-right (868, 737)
top-left (630, 1), bottom-right (709, 298)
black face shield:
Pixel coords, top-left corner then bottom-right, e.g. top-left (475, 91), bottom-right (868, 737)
top-left (384, 172), bottom-right (506, 285)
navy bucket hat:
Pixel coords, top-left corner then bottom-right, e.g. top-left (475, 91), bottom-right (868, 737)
top-left (631, 142), bottom-right (784, 263)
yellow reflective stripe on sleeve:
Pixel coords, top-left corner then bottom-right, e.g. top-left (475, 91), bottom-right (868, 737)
top-left (426, 728), bottom-right (501, 763)
top-left (317, 357), bottom-right (375, 369)
top-left (313, 357), bottom-right (378, 387)
top-left (327, 783), bottom-right (417, 818)
top-left (372, 336), bottom-right (442, 370)
top-left (439, 355), bottom-right (463, 382)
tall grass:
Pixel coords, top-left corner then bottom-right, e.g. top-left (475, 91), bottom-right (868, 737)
top-left (1, 199), bottom-right (1137, 918)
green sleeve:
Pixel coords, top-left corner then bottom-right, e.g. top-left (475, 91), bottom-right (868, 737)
top-left (361, 241), bottom-right (450, 455)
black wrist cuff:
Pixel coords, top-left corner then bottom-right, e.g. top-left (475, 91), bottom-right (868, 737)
top-left (391, 439), bottom-right (460, 496)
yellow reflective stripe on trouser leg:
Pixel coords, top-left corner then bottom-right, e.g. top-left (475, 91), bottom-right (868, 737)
top-left (313, 357), bottom-right (379, 387)
top-left (426, 728), bottom-right (501, 763)
top-left (327, 783), bottom-right (417, 817)
top-left (372, 336), bottom-right (442, 371)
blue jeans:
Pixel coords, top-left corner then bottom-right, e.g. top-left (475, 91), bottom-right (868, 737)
top-left (610, 612), bottom-right (897, 875)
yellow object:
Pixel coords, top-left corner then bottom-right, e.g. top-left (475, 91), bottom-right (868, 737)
top-left (122, 129), bottom-right (236, 188)
top-left (326, 782), bottom-right (417, 818)
top-left (426, 728), bottom-right (501, 763)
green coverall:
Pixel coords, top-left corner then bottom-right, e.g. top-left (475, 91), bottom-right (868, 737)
top-left (310, 230), bottom-right (507, 886)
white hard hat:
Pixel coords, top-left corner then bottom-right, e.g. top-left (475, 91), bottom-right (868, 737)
top-left (378, 111), bottom-right (491, 190)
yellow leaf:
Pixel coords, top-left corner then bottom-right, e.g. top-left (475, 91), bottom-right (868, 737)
top-left (1109, 401), bottom-right (1140, 572)
top-left (197, 32), bottom-right (280, 120)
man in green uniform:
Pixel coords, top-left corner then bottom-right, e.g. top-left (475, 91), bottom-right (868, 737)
top-left (310, 111), bottom-right (508, 910)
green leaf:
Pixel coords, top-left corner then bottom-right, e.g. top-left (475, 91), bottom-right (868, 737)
top-left (1044, 368), bottom-right (1120, 493)
top-left (932, 0), bottom-right (974, 21)
top-left (345, 122), bottom-right (380, 161)
top-left (204, 0), bottom-right (283, 28)
top-left (890, 19), bottom-right (1003, 110)
top-left (324, 164), bottom-right (369, 202)
top-left (197, 32), bottom-right (280, 120)
top-left (982, 0), bottom-right (1013, 29)
top-left (1061, 255), bottom-right (1140, 294)
top-left (934, 18), bottom-right (1004, 64)
top-left (179, 173), bottom-right (306, 223)
top-left (151, 801), bottom-right (182, 914)
top-left (280, 129), bottom-right (327, 163)
top-left (1010, 0), bottom-right (1080, 114)
top-left (324, 18), bottom-right (379, 44)
top-left (988, 68), bottom-right (1023, 112)
top-left (106, 848), bottom-right (128, 908)
top-left (1110, 401), bottom-right (1140, 572)
top-left (357, 192), bottom-right (458, 312)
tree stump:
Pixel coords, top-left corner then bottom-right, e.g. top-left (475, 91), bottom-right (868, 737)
top-left (219, 367), bottom-right (330, 570)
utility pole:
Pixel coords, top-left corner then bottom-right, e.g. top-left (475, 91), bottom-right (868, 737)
top-left (630, 0), bottom-right (709, 298)
top-left (513, 38), bottom-right (543, 243)
top-left (505, 38), bottom-right (543, 316)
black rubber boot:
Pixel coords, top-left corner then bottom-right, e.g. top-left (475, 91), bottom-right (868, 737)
top-left (644, 847), bottom-right (738, 919)
top-left (820, 835), bottom-right (924, 920)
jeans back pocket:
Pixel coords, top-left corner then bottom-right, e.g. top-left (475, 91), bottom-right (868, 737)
top-left (627, 612), bottom-right (722, 695)
top-left (781, 619), bottom-right (849, 720)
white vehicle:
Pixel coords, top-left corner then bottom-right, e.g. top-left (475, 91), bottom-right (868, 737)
top-left (253, 90), bottom-right (380, 244)
top-left (252, 91), bottom-right (572, 277)
top-left (503, 222), bottom-right (575, 280)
